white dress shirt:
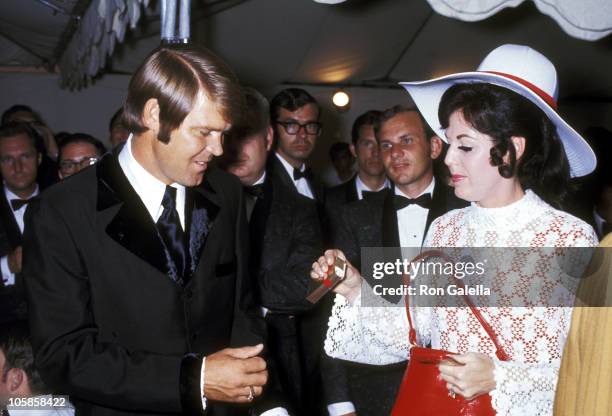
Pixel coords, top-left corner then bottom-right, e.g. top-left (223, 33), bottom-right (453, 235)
top-left (118, 135), bottom-right (186, 229)
top-left (355, 174), bottom-right (390, 201)
top-left (275, 153), bottom-right (314, 199)
top-left (1, 183), bottom-right (39, 286)
top-left (119, 135), bottom-right (286, 415)
top-left (396, 178), bottom-right (435, 248)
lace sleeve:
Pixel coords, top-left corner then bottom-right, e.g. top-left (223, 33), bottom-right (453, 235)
top-left (324, 293), bottom-right (410, 365)
top-left (491, 358), bottom-right (560, 416)
top-left (490, 307), bottom-right (572, 416)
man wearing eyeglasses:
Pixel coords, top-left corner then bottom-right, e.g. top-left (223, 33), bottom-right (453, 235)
top-left (57, 133), bottom-right (107, 179)
top-left (268, 88), bottom-right (325, 204)
top-left (0, 123), bottom-right (42, 324)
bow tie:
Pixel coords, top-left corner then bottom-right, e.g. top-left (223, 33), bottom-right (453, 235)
top-left (293, 167), bottom-right (311, 181)
top-left (393, 194), bottom-right (432, 210)
top-left (11, 198), bottom-right (33, 210)
top-left (244, 184), bottom-right (265, 199)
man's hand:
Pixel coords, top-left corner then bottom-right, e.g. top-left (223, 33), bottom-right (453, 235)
top-left (311, 249), bottom-right (362, 303)
top-left (8, 246), bottom-right (22, 274)
top-left (204, 344), bottom-right (268, 403)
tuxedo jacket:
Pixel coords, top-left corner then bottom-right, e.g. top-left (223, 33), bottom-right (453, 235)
top-left (335, 181), bottom-right (467, 274)
top-left (249, 171), bottom-right (323, 313)
top-left (325, 175), bottom-right (357, 213)
top-left (23, 152), bottom-right (269, 416)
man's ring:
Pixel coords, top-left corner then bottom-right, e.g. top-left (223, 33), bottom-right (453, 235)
top-left (247, 386), bottom-right (254, 401)
top-left (448, 387), bottom-right (456, 399)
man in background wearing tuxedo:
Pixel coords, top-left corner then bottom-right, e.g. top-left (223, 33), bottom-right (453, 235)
top-left (0, 123), bottom-right (42, 324)
top-left (23, 45), bottom-right (285, 416)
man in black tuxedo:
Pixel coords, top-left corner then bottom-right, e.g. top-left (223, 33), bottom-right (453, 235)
top-left (0, 123), bottom-right (42, 324)
top-left (266, 89), bottom-right (333, 414)
top-left (222, 88), bottom-right (323, 415)
top-left (323, 105), bottom-right (467, 416)
top-left (23, 45), bottom-right (284, 416)
top-left (325, 110), bottom-right (389, 239)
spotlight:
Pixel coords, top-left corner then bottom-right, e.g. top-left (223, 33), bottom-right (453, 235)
top-left (332, 90), bottom-right (350, 111)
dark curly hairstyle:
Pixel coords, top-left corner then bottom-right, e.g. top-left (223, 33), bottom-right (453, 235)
top-left (438, 83), bottom-right (571, 208)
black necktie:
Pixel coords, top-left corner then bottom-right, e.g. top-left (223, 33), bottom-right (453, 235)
top-left (393, 194), bottom-right (432, 210)
top-left (156, 186), bottom-right (187, 282)
top-left (244, 184), bottom-right (265, 199)
top-left (293, 167), bottom-right (311, 181)
top-left (11, 198), bottom-right (32, 210)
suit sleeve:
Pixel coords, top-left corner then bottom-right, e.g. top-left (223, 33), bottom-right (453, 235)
top-left (332, 204), bottom-right (361, 271)
top-left (22, 197), bottom-right (190, 413)
top-left (258, 197), bottom-right (323, 313)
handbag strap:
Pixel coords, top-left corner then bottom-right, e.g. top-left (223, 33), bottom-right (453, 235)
top-left (402, 250), bottom-right (510, 361)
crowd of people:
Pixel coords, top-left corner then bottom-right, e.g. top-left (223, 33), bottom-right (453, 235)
top-left (0, 42), bottom-right (610, 416)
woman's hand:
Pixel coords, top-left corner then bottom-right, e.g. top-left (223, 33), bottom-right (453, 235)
top-left (438, 352), bottom-right (496, 401)
top-left (310, 249), bottom-right (362, 303)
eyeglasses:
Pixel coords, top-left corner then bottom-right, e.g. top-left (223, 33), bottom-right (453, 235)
top-left (59, 157), bottom-right (99, 173)
top-left (275, 120), bottom-right (322, 135)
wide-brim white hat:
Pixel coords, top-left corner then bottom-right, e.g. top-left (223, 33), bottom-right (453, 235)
top-left (400, 44), bottom-right (596, 178)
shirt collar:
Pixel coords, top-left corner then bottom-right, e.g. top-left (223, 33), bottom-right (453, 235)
top-left (253, 171), bottom-right (266, 186)
top-left (275, 152), bottom-right (304, 180)
top-left (4, 182), bottom-right (39, 209)
top-left (355, 174), bottom-right (390, 199)
top-left (394, 177), bottom-right (435, 200)
top-left (118, 134), bottom-right (185, 223)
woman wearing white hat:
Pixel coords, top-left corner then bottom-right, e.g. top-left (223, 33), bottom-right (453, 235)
top-left (313, 44), bottom-right (598, 415)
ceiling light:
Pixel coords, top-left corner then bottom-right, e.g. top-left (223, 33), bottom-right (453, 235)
top-left (332, 90), bottom-right (350, 110)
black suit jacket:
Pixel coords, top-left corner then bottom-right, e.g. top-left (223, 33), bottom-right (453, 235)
top-left (336, 181), bottom-right (467, 270)
top-left (325, 175), bottom-right (358, 212)
top-left (23, 152), bottom-right (268, 416)
top-left (249, 171), bottom-right (323, 313)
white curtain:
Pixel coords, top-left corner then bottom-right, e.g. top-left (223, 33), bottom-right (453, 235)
top-left (59, 0), bottom-right (149, 89)
top-left (427, 0), bottom-right (612, 41)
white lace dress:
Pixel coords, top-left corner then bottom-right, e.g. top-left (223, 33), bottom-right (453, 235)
top-left (325, 190), bottom-right (597, 415)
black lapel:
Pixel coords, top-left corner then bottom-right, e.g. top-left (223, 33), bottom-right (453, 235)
top-left (267, 155), bottom-right (296, 192)
top-left (0, 187), bottom-right (22, 247)
top-left (187, 178), bottom-right (221, 278)
top-left (249, 173), bottom-right (273, 273)
top-left (381, 187), bottom-right (400, 247)
top-left (96, 151), bottom-right (170, 277)
top-left (345, 175), bottom-right (358, 203)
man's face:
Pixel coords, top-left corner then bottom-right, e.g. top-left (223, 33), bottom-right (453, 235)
top-left (0, 134), bottom-right (40, 195)
top-left (227, 128), bottom-right (273, 186)
top-left (378, 111), bottom-right (440, 192)
top-left (110, 126), bottom-right (129, 147)
top-left (59, 142), bottom-right (101, 179)
top-left (151, 92), bottom-right (229, 186)
top-left (351, 124), bottom-right (384, 178)
top-left (274, 103), bottom-right (320, 167)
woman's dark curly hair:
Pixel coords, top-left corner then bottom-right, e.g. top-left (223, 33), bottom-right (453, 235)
top-left (438, 82), bottom-right (571, 208)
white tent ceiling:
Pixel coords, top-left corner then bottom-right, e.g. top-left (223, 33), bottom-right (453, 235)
top-left (1, 0), bottom-right (612, 101)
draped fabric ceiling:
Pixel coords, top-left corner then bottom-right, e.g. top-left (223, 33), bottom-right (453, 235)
top-left (1, 0), bottom-right (611, 101)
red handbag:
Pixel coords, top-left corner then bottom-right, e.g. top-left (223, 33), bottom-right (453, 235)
top-left (391, 251), bottom-right (510, 416)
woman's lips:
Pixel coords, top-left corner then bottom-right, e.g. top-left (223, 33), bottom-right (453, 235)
top-left (451, 174), bottom-right (466, 183)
